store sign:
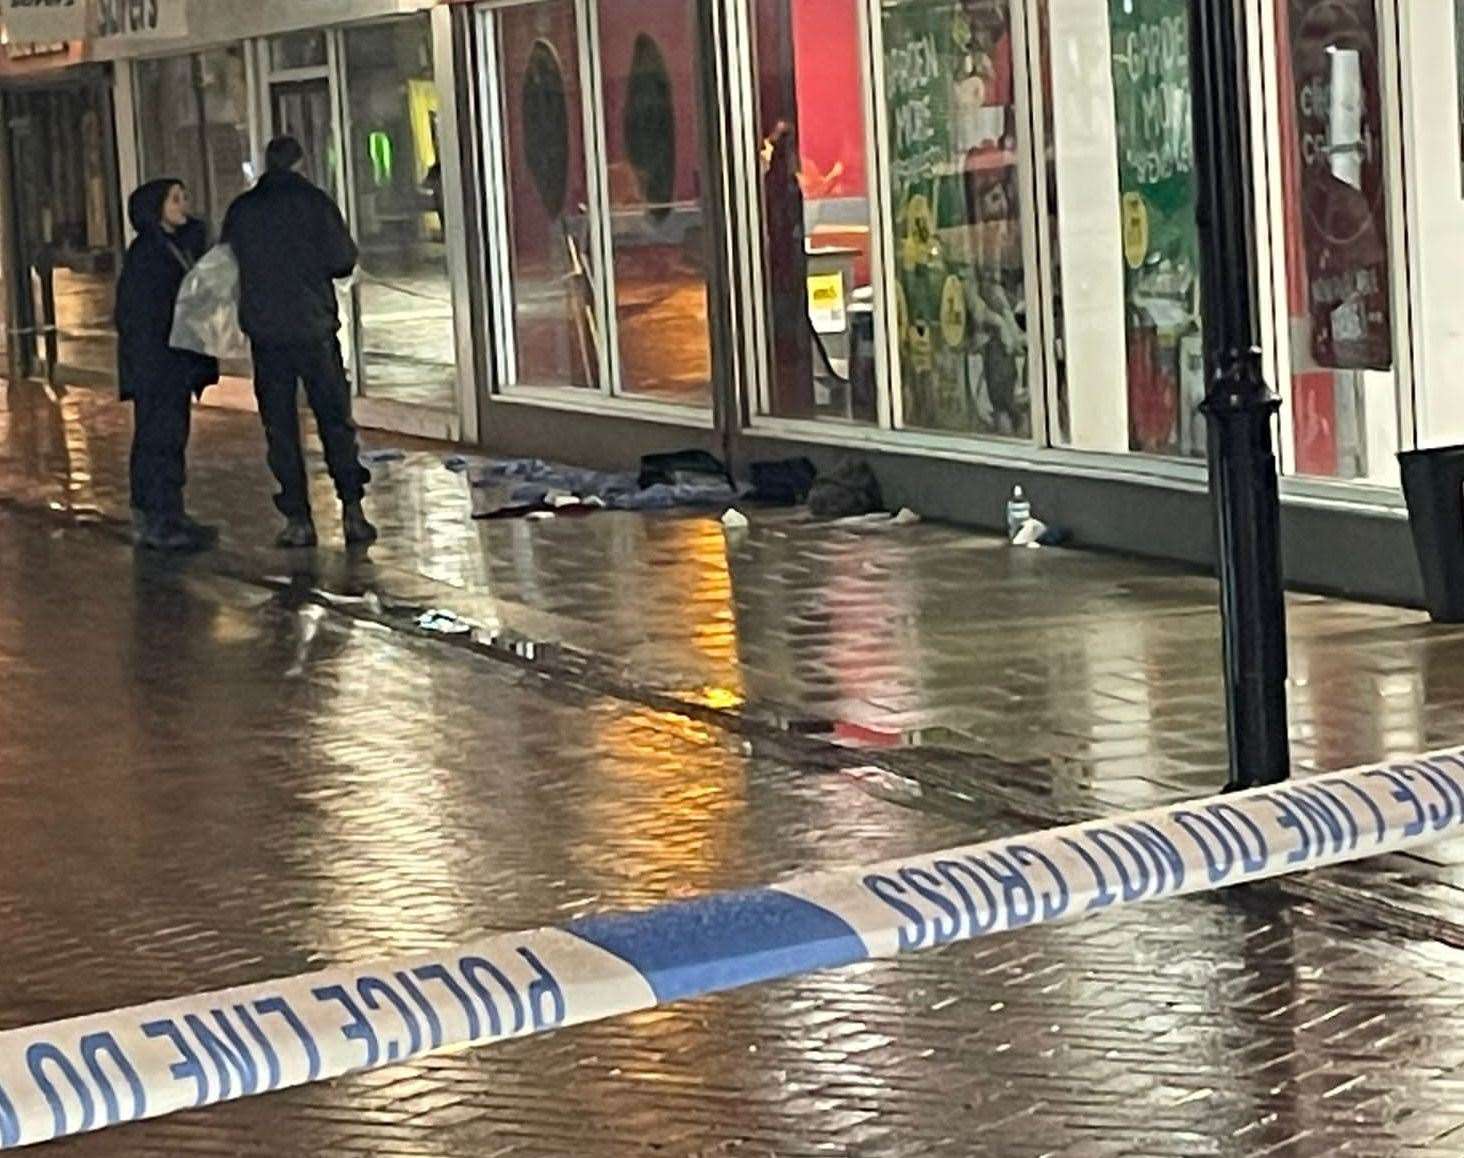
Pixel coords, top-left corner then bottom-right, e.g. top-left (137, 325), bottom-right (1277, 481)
top-left (1287, 0), bottom-right (1393, 371)
top-left (0, 0), bottom-right (86, 43)
top-left (5, 37), bottom-right (67, 57)
top-left (95, 0), bottom-right (186, 41)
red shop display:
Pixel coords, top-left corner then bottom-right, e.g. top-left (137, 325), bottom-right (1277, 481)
top-left (1285, 0), bottom-right (1393, 372)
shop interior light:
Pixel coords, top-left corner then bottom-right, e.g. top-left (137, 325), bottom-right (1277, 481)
top-left (369, 130), bottom-right (394, 186)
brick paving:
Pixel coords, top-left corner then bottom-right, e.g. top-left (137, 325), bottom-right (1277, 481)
top-left (6, 379), bottom-right (1464, 933)
top-left (4, 380), bottom-right (1464, 1153)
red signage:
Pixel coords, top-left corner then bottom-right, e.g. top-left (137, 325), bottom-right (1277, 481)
top-left (1286, 0), bottom-right (1393, 371)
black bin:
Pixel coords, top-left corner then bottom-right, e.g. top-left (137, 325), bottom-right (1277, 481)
top-left (1399, 445), bottom-right (1464, 622)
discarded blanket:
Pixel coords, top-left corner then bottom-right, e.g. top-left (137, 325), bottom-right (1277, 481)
top-left (462, 457), bottom-right (742, 519)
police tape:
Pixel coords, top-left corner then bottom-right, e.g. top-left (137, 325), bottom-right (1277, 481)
top-left (4, 747), bottom-right (1464, 1149)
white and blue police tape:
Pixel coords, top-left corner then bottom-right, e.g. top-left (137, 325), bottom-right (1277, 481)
top-left (5, 746), bottom-right (1464, 1149)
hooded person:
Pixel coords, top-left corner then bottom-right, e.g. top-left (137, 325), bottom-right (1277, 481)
top-left (115, 178), bottom-right (220, 551)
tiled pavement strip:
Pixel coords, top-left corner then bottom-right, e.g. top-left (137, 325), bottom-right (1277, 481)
top-left (4, 381), bottom-right (1464, 1153)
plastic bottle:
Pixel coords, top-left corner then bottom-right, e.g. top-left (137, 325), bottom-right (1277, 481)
top-left (1006, 485), bottom-right (1031, 540)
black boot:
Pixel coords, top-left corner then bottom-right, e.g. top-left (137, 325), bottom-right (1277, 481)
top-left (275, 516), bottom-right (318, 549)
top-left (139, 515), bottom-right (202, 553)
top-left (178, 514), bottom-right (220, 548)
top-left (343, 501), bottom-right (378, 546)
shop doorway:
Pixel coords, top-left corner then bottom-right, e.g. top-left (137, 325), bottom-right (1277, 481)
top-left (261, 22), bottom-right (460, 439)
top-left (4, 71), bottom-right (122, 384)
top-left (271, 79), bottom-right (339, 195)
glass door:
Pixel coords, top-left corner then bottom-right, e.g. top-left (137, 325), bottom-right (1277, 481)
top-left (593, 0), bottom-right (716, 406)
top-left (6, 75), bottom-right (122, 384)
top-left (477, 0), bottom-right (719, 410)
top-left (271, 80), bottom-right (340, 195)
top-left (479, 0), bottom-right (607, 393)
top-left (261, 22), bottom-right (460, 433)
top-left (1262, 0), bottom-right (1404, 487)
top-left (262, 31), bottom-right (359, 389)
top-left (744, 0), bottom-right (884, 424)
top-left (339, 17), bottom-right (458, 413)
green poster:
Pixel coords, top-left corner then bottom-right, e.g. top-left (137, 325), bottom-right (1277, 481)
top-left (883, 0), bottom-right (959, 416)
top-left (882, 0), bottom-right (1028, 437)
top-left (1108, 0), bottom-right (1204, 454)
top-left (884, 6), bottom-right (954, 188)
top-left (1108, 0), bottom-right (1200, 280)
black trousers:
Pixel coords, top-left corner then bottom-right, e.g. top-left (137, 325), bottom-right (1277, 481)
top-left (252, 339), bottom-right (369, 520)
top-left (130, 383), bottom-right (192, 520)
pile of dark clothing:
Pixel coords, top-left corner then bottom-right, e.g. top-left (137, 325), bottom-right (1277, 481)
top-left (464, 450), bottom-right (894, 523)
top-left (470, 451), bottom-right (740, 520)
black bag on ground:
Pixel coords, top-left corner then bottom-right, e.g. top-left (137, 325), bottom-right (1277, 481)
top-left (749, 457), bottom-right (817, 505)
top-left (808, 460), bottom-right (883, 519)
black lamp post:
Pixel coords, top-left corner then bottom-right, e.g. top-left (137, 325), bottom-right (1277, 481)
top-left (1188, 0), bottom-right (1291, 789)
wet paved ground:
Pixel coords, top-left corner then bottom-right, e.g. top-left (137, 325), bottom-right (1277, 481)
top-left (7, 380), bottom-right (1464, 930)
top-left (6, 381), bottom-right (1464, 1153)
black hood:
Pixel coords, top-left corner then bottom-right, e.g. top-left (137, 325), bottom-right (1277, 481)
top-left (127, 178), bottom-right (182, 234)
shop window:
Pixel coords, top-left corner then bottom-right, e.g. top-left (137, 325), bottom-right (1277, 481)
top-left (881, 0), bottom-right (1031, 438)
top-left (342, 16), bottom-right (458, 410)
top-left (752, 0), bottom-right (879, 424)
top-left (1108, 0), bottom-right (1204, 458)
top-left (481, 0), bottom-right (715, 408)
top-left (1274, 0), bottom-right (1398, 483)
top-left (487, 0), bottom-right (601, 391)
top-left (270, 32), bottom-right (328, 72)
top-left (597, 0), bottom-right (715, 405)
top-left (624, 35), bottom-right (676, 216)
top-left (522, 40), bottom-right (570, 218)
top-left (8, 82), bottom-right (122, 382)
top-left (135, 48), bottom-right (251, 234)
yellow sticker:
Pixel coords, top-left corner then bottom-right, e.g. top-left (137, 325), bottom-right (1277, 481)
top-left (939, 274), bottom-right (967, 348)
top-left (906, 193), bottom-right (935, 250)
top-left (806, 273), bottom-right (847, 335)
top-left (1122, 192), bottom-right (1150, 270)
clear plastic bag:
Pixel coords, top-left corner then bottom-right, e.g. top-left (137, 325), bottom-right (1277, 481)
top-left (170, 243), bottom-right (250, 362)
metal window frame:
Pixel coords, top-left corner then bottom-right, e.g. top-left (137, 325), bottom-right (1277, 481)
top-left (474, 0), bottom-right (616, 402)
top-left (729, 0), bottom-right (1057, 449)
top-left (471, 0), bottom-right (721, 421)
top-left (1249, 0), bottom-right (1412, 494)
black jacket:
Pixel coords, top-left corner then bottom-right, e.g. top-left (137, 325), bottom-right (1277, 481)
top-left (222, 169), bottom-right (358, 346)
top-left (114, 179), bottom-right (220, 402)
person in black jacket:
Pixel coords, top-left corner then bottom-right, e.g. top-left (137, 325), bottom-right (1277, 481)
top-left (115, 178), bottom-right (220, 552)
top-left (222, 136), bottom-right (376, 548)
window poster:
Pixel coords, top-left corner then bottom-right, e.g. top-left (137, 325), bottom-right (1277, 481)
top-left (1108, 0), bottom-right (1203, 455)
top-left (1285, 0), bottom-right (1392, 372)
top-left (883, 0), bottom-right (1029, 437)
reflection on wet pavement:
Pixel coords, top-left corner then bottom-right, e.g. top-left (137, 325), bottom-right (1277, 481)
top-left (5, 513), bottom-right (1464, 1155)
top-left (7, 387), bottom-right (1462, 806)
top-left (5, 381), bottom-right (1464, 927)
top-left (7, 382), bottom-right (1464, 1152)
